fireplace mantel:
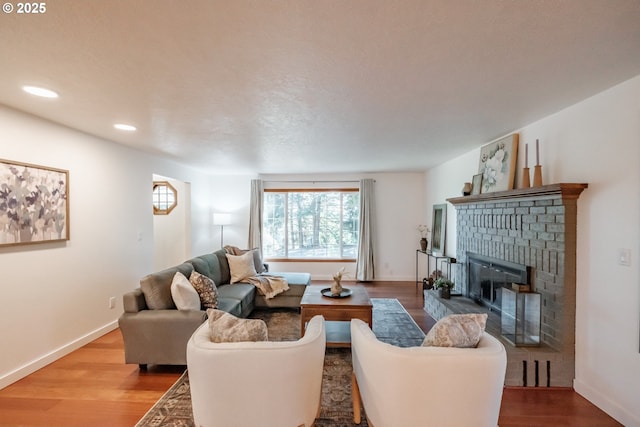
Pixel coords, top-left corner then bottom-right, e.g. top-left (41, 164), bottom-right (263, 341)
top-left (447, 183), bottom-right (588, 205)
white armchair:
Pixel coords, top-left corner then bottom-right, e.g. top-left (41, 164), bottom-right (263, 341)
top-left (187, 315), bottom-right (326, 427)
top-left (350, 318), bottom-right (507, 427)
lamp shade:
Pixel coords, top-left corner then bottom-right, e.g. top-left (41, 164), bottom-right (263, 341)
top-left (213, 213), bottom-right (232, 225)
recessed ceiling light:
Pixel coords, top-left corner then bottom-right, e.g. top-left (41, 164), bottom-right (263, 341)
top-left (22, 85), bottom-right (59, 98)
top-left (114, 123), bottom-right (137, 131)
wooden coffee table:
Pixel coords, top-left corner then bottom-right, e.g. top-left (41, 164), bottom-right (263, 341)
top-left (300, 284), bottom-right (373, 347)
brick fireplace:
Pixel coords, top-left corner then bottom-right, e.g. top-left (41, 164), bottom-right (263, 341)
top-left (425, 183), bottom-right (587, 387)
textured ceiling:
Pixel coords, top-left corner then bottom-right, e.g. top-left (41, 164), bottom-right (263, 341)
top-left (1, 0), bottom-right (639, 174)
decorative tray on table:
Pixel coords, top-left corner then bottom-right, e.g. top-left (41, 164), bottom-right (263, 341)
top-left (320, 287), bottom-right (353, 298)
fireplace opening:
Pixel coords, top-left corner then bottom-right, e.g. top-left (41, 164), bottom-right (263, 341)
top-left (467, 253), bottom-right (530, 312)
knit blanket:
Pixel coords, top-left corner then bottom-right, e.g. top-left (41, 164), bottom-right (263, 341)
top-left (224, 246), bottom-right (289, 299)
top-left (245, 274), bottom-right (290, 299)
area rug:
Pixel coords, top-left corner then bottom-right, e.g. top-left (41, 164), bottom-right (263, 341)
top-left (135, 298), bottom-right (425, 427)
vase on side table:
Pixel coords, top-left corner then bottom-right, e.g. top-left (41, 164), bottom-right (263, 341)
top-left (420, 238), bottom-right (428, 251)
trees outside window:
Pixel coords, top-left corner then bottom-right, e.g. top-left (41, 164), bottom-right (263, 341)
top-left (263, 189), bottom-right (359, 260)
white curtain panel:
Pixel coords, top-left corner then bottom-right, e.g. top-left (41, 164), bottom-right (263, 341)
top-left (248, 179), bottom-right (263, 253)
top-left (356, 178), bottom-right (375, 281)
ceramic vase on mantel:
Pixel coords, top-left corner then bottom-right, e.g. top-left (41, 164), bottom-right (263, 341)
top-left (420, 238), bottom-right (428, 252)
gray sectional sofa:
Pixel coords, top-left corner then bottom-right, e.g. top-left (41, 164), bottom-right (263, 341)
top-left (118, 248), bottom-right (311, 369)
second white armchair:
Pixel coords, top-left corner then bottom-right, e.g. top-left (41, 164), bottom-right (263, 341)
top-left (351, 318), bottom-right (507, 427)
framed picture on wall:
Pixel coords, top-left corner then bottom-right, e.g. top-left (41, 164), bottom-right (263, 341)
top-left (0, 159), bottom-right (69, 247)
top-left (478, 133), bottom-right (519, 193)
top-left (431, 204), bottom-right (447, 255)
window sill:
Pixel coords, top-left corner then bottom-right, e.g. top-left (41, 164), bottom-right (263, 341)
top-left (264, 258), bottom-right (356, 263)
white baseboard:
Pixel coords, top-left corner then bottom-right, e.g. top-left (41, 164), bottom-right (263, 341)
top-left (0, 320), bottom-right (119, 390)
top-left (574, 378), bottom-right (640, 427)
top-left (369, 275), bottom-right (415, 282)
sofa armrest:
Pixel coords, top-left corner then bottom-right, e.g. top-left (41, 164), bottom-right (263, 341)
top-left (119, 309), bottom-right (207, 366)
top-left (123, 289), bottom-right (147, 313)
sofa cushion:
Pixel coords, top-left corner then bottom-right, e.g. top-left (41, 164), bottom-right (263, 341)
top-left (226, 247), bottom-right (265, 274)
top-left (206, 309), bottom-right (268, 342)
top-left (189, 271), bottom-right (219, 309)
top-left (422, 313), bottom-right (488, 348)
top-left (217, 283), bottom-right (256, 316)
top-left (216, 298), bottom-right (243, 317)
top-left (188, 253), bottom-right (223, 286)
top-left (272, 272), bottom-right (311, 287)
top-left (213, 249), bottom-right (232, 285)
top-left (171, 272), bottom-right (201, 310)
top-left (140, 263), bottom-right (194, 310)
top-left (226, 251), bottom-right (257, 283)
top-left (251, 249), bottom-right (265, 274)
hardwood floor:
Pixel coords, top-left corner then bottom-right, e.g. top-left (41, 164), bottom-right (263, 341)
top-left (0, 281), bottom-right (622, 427)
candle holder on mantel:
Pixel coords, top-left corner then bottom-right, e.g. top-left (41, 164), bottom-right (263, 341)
top-left (522, 141), bottom-right (531, 188)
top-left (533, 165), bottom-right (543, 187)
top-left (521, 167), bottom-right (531, 188)
top-left (532, 139), bottom-right (543, 187)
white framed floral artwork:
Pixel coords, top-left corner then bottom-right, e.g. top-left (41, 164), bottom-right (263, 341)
top-left (478, 133), bottom-right (519, 193)
top-left (0, 159), bottom-right (69, 247)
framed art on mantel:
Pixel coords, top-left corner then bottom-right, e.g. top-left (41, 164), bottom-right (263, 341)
top-left (471, 173), bottom-right (483, 195)
top-left (0, 159), bottom-right (69, 247)
top-left (478, 133), bottom-right (519, 193)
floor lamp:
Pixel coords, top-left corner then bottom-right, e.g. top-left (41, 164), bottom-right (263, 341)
top-left (213, 213), bottom-right (232, 248)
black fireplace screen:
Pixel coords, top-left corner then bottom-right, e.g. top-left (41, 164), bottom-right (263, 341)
top-left (467, 253), bottom-right (530, 312)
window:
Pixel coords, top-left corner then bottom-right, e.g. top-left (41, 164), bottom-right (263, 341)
top-left (263, 189), bottom-right (360, 260)
top-left (152, 181), bottom-right (177, 215)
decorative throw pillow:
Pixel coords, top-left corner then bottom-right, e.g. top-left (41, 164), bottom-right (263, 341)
top-left (226, 251), bottom-right (258, 283)
top-left (225, 246), bottom-right (265, 274)
top-left (189, 271), bottom-right (219, 309)
top-left (422, 313), bottom-right (488, 348)
top-left (250, 248), bottom-right (265, 274)
top-left (206, 309), bottom-right (268, 343)
top-left (170, 272), bottom-right (201, 310)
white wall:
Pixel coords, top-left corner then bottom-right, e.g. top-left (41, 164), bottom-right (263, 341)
top-left (423, 148), bottom-right (480, 259)
top-left (208, 175), bottom-right (257, 251)
top-left (261, 172), bottom-right (425, 281)
top-left (424, 75), bottom-right (640, 426)
top-left (148, 171), bottom-right (427, 282)
top-left (152, 176), bottom-right (190, 271)
top-left (0, 106), bottom-right (217, 388)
